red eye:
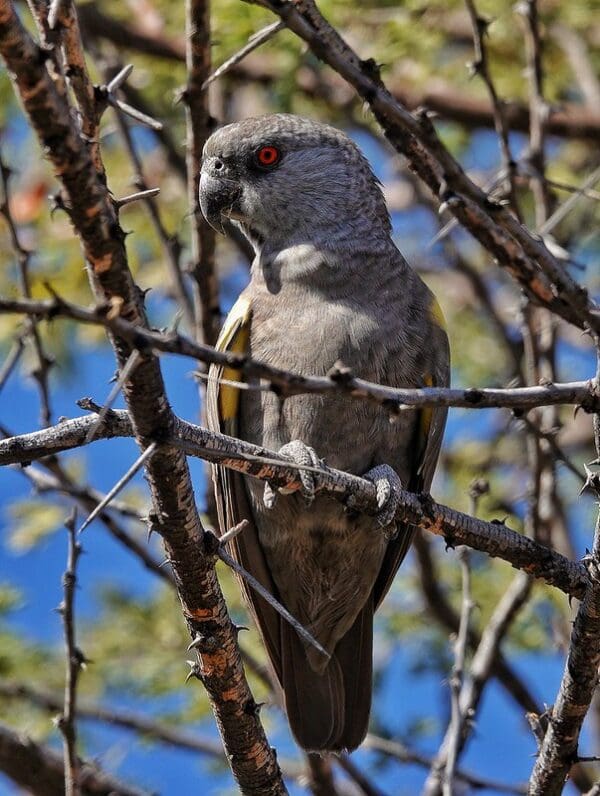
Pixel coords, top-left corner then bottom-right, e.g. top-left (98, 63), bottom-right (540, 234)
top-left (256, 146), bottom-right (280, 167)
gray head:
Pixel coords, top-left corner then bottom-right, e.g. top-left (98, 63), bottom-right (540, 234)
top-left (199, 114), bottom-right (391, 256)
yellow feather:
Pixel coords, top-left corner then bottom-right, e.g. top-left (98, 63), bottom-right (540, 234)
top-left (215, 295), bottom-right (252, 422)
top-left (421, 373), bottom-right (435, 429)
top-left (417, 373), bottom-right (435, 473)
top-left (429, 295), bottom-right (446, 331)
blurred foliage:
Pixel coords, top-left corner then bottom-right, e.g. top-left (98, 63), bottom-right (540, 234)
top-left (0, 0), bottom-right (599, 791)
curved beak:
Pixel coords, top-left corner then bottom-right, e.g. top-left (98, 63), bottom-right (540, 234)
top-left (199, 171), bottom-right (240, 235)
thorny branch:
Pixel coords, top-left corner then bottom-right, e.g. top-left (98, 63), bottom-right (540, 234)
top-left (0, 148), bottom-right (53, 426)
top-left (0, 3), bottom-right (286, 793)
top-left (442, 544), bottom-right (473, 795)
top-left (183, 0), bottom-right (220, 346)
top-left (0, 409), bottom-right (590, 600)
top-left (57, 510), bottom-right (83, 796)
top-left (247, 0), bottom-right (600, 336)
top-left (1, 294), bottom-right (598, 414)
top-left (0, 722), bottom-right (146, 796)
top-left (73, 3), bottom-right (600, 141)
top-left (527, 364), bottom-right (600, 791)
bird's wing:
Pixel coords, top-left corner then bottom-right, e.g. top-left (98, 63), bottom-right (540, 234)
top-left (206, 294), bottom-right (283, 676)
top-left (373, 297), bottom-right (450, 609)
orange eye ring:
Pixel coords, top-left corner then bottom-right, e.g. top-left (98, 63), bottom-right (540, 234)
top-left (256, 145), bottom-right (280, 168)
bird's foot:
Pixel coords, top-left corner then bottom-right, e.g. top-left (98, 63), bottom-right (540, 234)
top-left (264, 440), bottom-right (322, 509)
top-left (349, 464), bottom-right (403, 539)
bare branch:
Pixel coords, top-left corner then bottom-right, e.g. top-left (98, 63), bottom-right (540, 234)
top-left (464, 0), bottom-right (520, 215)
top-left (425, 572), bottom-right (533, 795)
top-left (0, 410), bottom-right (590, 599)
top-left (0, 722), bottom-right (146, 796)
top-left (0, 149), bottom-right (53, 426)
top-left (443, 546), bottom-right (473, 794)
top-left (0, 6), bottom-right (286, 792)
top-left (183, 0), bottom-right (220, 346)
top-left (202, 21), bottom-right (285, 89)
top-left (57, 510), bottom-right (83, 796)
top-left (216, 543), bottom-right (329, 659)
top-left (246, 0), bottom-right (600, 335)
top-left (1, 294), bottom-right (598, 414)
top-left (77, 442), bottom-right (157, 534)
top-left (364, 735), bottom-right (526, 794)
top-left (0, 680), bottom-right (307, 781)
top-left (413, 532), bottom-right (541, 715)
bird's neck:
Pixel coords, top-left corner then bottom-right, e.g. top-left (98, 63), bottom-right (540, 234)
top-left (243, 220), bottom-right (404, 296)
top-left (242, 212), bottom-right (394, 264)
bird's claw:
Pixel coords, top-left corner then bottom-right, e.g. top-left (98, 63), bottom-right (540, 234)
top-left (350, 464), bottom-right (403, 539)
top-left (264, 440), bottom-right (322, 509)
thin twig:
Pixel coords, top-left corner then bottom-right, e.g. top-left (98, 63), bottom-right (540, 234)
top-left (77, 442), bottom-right (157, 533)
top-left (0, 410), bottom-right (590, 599)
top-left (1, 294), bottom-right (599, 414)
top-left (364, 735), bottom-right (526, 794)
top-left (217, 546), bottom-right (329, 659)
top-left (539, 164), bottom-right (600, 236)
top-left (443, 546), bottom-right (473, 795)
top-left (57, 509), bottom-right (82, 796)
top-left (115, 187), bottom-right (161, 208)
top-left (202, 21), bottom-right (285, 89)
top-left (464, 0), bottom-right (520, 215)
top-left (184, 0), bottom-right (219, 346)
top-left (109, 88), bottom-right (194, 328)
top-left (0, 336), bottom-right (24, 394)
top-left (84, 349), bottom-right (141, 444)
top-left (0, 151), bottom-right (53, 426)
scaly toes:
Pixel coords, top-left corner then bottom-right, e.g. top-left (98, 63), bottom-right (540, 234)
top-left (263, 440), bottom-right (322, 508)
top-left (361, 464), bottom-right (403, 537)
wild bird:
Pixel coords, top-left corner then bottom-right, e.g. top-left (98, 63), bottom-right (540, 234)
top-left (200, 114), bottom-right (450, 753)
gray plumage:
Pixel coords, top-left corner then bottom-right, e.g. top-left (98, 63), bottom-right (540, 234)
top-left (201, 114), bottom-right (450, 752)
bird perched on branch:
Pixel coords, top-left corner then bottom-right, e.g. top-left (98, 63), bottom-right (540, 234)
top-left (200, 114), bottom-right (450, 752)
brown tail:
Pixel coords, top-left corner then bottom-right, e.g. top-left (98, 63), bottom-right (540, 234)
top-left (280, 600), bottom-right (373, 752)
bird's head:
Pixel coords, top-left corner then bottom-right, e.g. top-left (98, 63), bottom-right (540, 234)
top-left (199, 114), bottom-right (391, 252)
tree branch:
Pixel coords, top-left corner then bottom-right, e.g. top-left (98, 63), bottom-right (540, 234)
top-left (183, 0), bottom-right (220, 346)
top-left (0, 410), bottom-right (590, 599)
top-left (1, 294), bottom-right (598, 414)
top-left (75, 3), bottom-right (600, 141)
top-left (0, 4), bottom-right (286, 793)
top-left (57, 510), bottom-right (83, 796)
top-left (0, 722), bottom-right (146, 796)
top-left (245, 0), bottom-right (600, 336)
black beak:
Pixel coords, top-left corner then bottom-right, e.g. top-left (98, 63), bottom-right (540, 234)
top-left (199, 169), bottom-right (240, 235)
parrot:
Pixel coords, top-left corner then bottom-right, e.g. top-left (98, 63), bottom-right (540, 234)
top-left (199, 114), bottom-right (450, 753)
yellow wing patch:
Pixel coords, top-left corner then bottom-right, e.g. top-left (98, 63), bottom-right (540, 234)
top-left (429, 295), bottom-right (446, 331)
top-left (420, 372), bottom-right (435, 438)
top-left (417, 373), bottom-right (435, 477)
top-left (214, 295), bottom-right (252, 423)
